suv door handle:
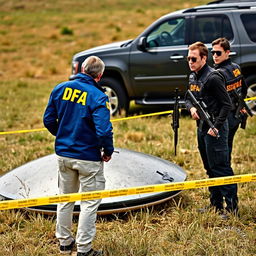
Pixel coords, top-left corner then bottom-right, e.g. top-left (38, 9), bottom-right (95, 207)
top-left (229, 51), bottom-right (237, 56)
top-left (170, 55), bottom-right (184, 60)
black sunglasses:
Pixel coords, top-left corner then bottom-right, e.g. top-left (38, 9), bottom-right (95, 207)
top-left (211, 50), bottom-right (223, 56)
top-left (187, 56), bottom-right (197, 63)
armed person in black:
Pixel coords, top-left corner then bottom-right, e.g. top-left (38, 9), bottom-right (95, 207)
top-left (185, 42), bottom-right (239, 216)
top-left (211, 37), bottom-right (249, 162)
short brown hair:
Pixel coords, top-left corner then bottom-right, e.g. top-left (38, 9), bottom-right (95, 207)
top-left (212, 37), bottom-right (230, 51)
top-left (189, 41), bottom-right (208, 59)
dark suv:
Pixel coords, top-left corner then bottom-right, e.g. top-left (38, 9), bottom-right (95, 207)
top-left (70, 0), bottom-right (256, 115)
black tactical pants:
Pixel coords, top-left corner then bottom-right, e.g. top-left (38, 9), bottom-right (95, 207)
top-left (227, 111), bottom-right (240, 162)
top-left (197, 120), bottom-right (238, 213)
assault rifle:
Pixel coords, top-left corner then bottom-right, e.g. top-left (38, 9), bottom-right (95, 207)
top-left (187, 90), bottom-right (220, 138)
top-left (232, 90), bottom-right (253, 129)
top-left (171, 88), bottom-right (180, 156)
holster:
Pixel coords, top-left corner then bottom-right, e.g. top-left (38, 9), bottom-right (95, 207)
top-left (240, 113), bottom-right (248, 129)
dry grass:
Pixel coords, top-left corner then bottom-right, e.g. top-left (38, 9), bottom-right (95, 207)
top-left (0, 0), bottom-right (256, 255)
top-left (0, 116), bottom-right (255, 256)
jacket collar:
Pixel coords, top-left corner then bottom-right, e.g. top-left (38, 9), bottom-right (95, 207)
top-left (71, 73), bottom-right (106, 93)
top-left (196, 63), bottom-right (209, 79)
top-left (214, 58), bottom-right (231, 69)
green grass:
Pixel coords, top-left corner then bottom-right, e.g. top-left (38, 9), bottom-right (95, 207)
top-left (0, 0), bottom-right (256, 255)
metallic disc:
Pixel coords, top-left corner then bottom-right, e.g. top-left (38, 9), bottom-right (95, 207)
top-left (0, 148), bottom-right (186, 214)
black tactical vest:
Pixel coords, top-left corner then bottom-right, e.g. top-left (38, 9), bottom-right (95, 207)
top-left (217, 62), bottom-right (243, 108)
top-left (188, 65), bottom-right (221, 115)
top-left (189, 65), bottom-right (214, 95)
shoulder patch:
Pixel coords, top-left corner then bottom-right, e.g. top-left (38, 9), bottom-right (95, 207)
top-left (189, 73), bottom-right (196, 80)
top-left (106, 101), bottom-right (110, 110)
top-left (233, 68), bottom-right (241, 77)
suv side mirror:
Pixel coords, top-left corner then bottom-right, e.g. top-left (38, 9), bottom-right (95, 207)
top-left (137, 37), bottom-right (147, 52)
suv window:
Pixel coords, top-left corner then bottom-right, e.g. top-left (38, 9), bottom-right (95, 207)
top-left (194, 15), bottom-right (233, 43)
top-left (241, 14), bottom-right (256, 42)
top-left (146, 18), bottom-right (186, 47)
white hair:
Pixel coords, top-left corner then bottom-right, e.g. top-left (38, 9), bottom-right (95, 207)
top-left (81, 56), bottom-right (105, 78)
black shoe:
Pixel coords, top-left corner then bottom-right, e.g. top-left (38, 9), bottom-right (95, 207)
top-left (77, 249), bottom-right (103, 256)
top-left (60, 239), bottom-right (75, 254)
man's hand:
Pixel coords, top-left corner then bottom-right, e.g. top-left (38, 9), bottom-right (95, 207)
top-left (190, 107), bottom-right (200, 120)
top-left (240, 107), bottom-right (247, 114)
top-left (102, 153), bottom-right (111, 162)
top-left (207, 127), bottom-right (219, 137)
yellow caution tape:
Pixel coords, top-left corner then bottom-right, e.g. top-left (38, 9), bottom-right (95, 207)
top-left (244, 97), bottom-right (256, 101)
top-left (0, 96), bottom-right (255, 136)
top-left (0, 111), bottom-right (172, 135)
top-left (0, 173), bottom-right (255, 211)
top-left (111, 110), bottom-right (172, 122)
top-left (0, 128), bottom-right (47, 135)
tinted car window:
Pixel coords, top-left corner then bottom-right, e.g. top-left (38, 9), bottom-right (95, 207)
top-left (241, 14), bottom-right (256, 42)
top-left (146, 18), bottom-right (186, 47)
top-left (194, 15), bottom-right (233, 43)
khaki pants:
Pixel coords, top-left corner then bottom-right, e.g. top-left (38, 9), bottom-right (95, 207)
top-left (56, 155), bottom-right (105, 253)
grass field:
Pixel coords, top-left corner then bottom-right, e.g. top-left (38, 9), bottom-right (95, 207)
top-left (0, 0), bottom-right (255, 255)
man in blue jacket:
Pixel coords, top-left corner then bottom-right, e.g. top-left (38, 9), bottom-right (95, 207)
top-left (43, 56), bottom-right (114, 256)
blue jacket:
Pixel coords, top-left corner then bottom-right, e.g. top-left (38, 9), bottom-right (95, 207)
top-left (43, 73), bottom-right (114, 161)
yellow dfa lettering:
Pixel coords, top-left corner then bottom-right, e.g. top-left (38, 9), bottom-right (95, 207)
top-left (226, 79), bottom-right (242, 92)
top-left (62, 87), bottom-right (87, 105)
top-left (190, 84), bottom-right (200, 92)
top-left (62, 87), bottom-right (73, 100)
top-left (77, 92), bottom-right (87, 106)
top-left (70, 89), bottom-right (81, 102)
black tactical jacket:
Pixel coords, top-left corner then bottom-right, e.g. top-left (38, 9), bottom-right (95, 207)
top-left (185, 64), bottom-right (232, 130)
top-left (214, 58), bottom-right (247, 111)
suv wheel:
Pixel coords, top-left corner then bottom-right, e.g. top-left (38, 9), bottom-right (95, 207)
top-left (99, 77), bottom-right (129, 115)
top-left (245, 75), bottom-right (256, 115)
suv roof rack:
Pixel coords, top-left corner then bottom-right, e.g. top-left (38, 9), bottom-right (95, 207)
top-left (183, 1), bottom-right (256, 13)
